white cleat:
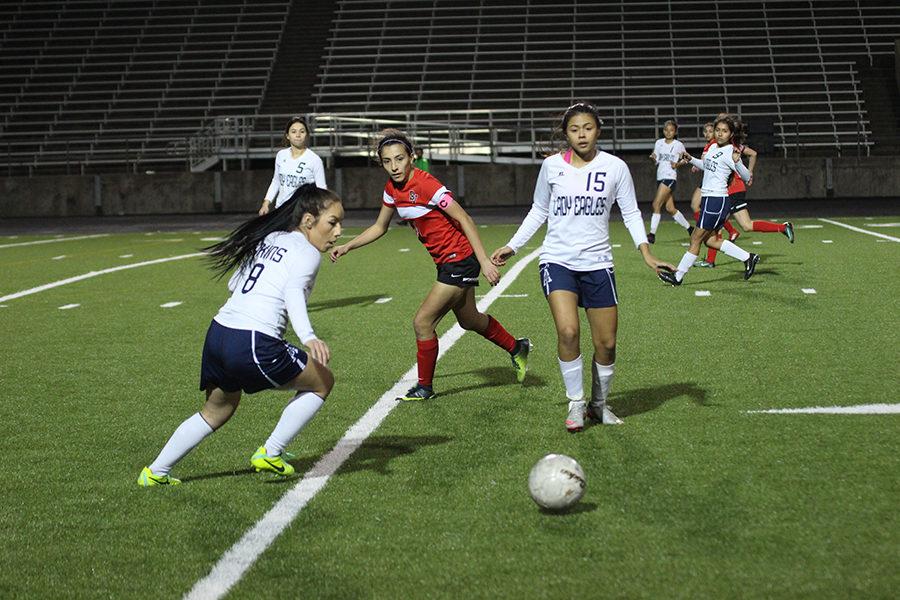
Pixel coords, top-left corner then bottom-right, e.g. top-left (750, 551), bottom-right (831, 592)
top-left (565, 400), bottom-right (585, 432)
top-left (588, 402), bottom-right (624, 425)
top-left (602, 407), bottom-right (623, 425)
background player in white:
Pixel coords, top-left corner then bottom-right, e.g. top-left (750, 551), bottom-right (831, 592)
top-left (647, 120), bottom-right (692, 243)
top-left (491, 102), bottom-right (673, 432)
top-left (658, 115), bottom-right (757, 286)
top-left (258, 116), bottom-right (327, 215)
top-left (138, 184), bottom-right (343, 486)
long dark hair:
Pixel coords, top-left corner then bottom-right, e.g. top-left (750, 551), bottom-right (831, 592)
top-left (205, 184), bottom-right (340, 279)
top-left (714, 114), bottom-right (747, 146)
top-left (282, 116), bottom-right (311, 147)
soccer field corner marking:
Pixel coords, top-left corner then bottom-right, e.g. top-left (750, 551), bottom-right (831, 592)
top-left (182, 248), bottom-right (542, 600)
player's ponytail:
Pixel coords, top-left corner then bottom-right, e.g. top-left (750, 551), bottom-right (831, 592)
top-left (204, 184), bottom-right (341, 278)
top-left (713, 114), bottom-right (746, 146)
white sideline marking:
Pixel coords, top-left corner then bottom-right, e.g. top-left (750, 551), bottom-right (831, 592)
top-left (801, 288), bottom-right (817, 294)
top-left (398, 248), bottom-right (410, 252)
top-left (752, 241), bottom-right (763, 245)
top-left (0, 233), bottom-right (109, 249)
top-left (52, 255), bottom-right (67, 260)
top-left (200, 237), bottom-right (225, 242)
top-left (695, 290), bottom-right (711, 297)
top-left (819, 218), bottom-right (900, 242)
top-left (183, 248), bottom-right (541, 600)
top-left (374, 297), bottom-right (392, 304)
top-left (160, 301), bottom-right (183, 308)
top-left (796, 224), bottom-right (823, 229)
top-left (747, 403), bottom-right (900, 415)
top-left (58, 303), bottom-right (80, 310)
top-left (0, 253), bottom-right (204, 303)
top-left (476, 293), bottom-right (529, 298)
top-left (866, 222), bottom-right (900, 228)
top-left (119, 254), bottom-right (134, 258)
top-left (822, 240), bottom-right (833, 244)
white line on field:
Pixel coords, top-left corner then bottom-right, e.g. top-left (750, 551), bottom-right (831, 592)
top-left (796, 224), bottom-right (823, 229)
top-left (822, 240), bottom-right (833, 244)
top-left (801, 288), bottom-right (816, 294)
top-left (200, 237), bottom-right (225, 242)
top-left (866, 223), bottom-right (900, 228)
top-left (58, 303), bottom-right (80, 310)
top-left (52, 255), bottom-right (67, 260)
top-left (818, 218), bottom-right (900, 242)
top-left (752, 241), bottom-right (763, 245)
top-left (0, 233), bottom-right (109, 249)
top-left (374, 297), bottom-right (392, 304)
top-left (160, 301), bottom-right (183, 308)
top-left (119, 254), bottom-right (134, 258)
top-left (695, 290), bottom-right (711, 297)
top-left (398, 248), bottom-right (410, 252)
top-left (612, 244), bottom-right (621, 248)
top-left (476, 293), bottom-right (529, 298)
top-left (0, 253), bottom-right (204, 303)
top-left (747, 403), bottom-right (900, 415)
top-left (183, 248), bottom-right (541, 600)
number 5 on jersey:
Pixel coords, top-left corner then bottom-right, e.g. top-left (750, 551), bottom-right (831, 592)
top-left (586, 172), bottom-right (606, 192)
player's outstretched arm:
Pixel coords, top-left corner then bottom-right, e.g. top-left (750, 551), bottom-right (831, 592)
top-left (330, 204), bottom-right (394, 262)
top-left (638, 243), bottom-right (675, 273)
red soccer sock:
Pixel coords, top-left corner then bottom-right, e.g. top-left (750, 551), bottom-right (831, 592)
top-left (723, 219), bottom-right (739, 237)
top-left (481, 315), bottom-right (517, 353)
top-left (416, 337), bottom-right (439, 387)
top-left (706, 233), bottom-right (721, 263)
top-left (693, 211), bottom-right (700, 221)
top-left (752, 220), bottom-right (785, 233)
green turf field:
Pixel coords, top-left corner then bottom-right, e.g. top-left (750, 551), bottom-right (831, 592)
top-left (0, 217), bottom-right (897, 599)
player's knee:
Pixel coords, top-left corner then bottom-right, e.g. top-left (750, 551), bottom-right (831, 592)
top-left (594, 339), bottom-right (616, 358)
top-left (313, 364), bottom-right (334, 399)
top-left (557, 326), bottom-right (579, 348)
top-left (412, 315), bottom-right (433, 338)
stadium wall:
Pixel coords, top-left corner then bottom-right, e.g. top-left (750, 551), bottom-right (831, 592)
top-left (2, 157), bottom-right (898, 217)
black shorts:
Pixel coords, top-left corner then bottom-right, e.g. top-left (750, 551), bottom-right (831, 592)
top-left (436, 253), bottom-right (480, 287)
top-left (730, 191), bottom-right (748, 213)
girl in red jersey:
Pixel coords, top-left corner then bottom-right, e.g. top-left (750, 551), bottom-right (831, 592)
top-left (330, 129), bottom-right (530, 401)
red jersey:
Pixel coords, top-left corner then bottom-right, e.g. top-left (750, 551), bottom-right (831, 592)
top-left (727, 144), bottom-right (747, 194)
top-left (382, 169), bottom-right (473, 265)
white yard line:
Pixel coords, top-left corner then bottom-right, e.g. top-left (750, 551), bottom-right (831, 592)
top-left (0, 253), bottom-right (204, 303)
top-left (747, 404), bottom-right (900, 415)
top-left (818, 218), bottom-right (900, 242)
top-left (183, 248), bottom-right (541, 600)
top-left (0, 233), bottom-right (109, 249)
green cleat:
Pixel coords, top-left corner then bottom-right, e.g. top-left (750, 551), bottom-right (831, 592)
top-left (251, 447), bottom-right (295, 476)
top-left (783, 222), bottom-right (795, 243)
top-left (137, 466), bottom-right (181, 487)
top-left (510, 338), bottom-right (532, 383)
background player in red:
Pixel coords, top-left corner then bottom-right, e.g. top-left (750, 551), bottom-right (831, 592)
top-left (330, 129), bottom-right (530, 401)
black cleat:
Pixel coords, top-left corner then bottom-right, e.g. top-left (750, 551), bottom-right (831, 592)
top-left (657, 267), bottom-right (681, 286)
top-left (783, 222), bottom-right (795, 243)
top-left (398, 383), bottom-right (436, 401)
top-left (647, 232), bottom-right (655, 244)
top-left (687, 226), bottom-right (695, 236)
top-left (744, 253), bottom-right (760, 280)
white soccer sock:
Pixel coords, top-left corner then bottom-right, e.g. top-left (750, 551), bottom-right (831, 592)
top-left (591, 361), bottom-right (615, 407)
top-left (557, 355), bottom-right (584, 401)
top-left (148, 412), bottom-right (214, 476)
top-left (650, 213), bottom-right (661, 234)
top-left (673, 211), bottom-right (691, 229)
top-left (264, 392), bottom-right (325, 456)
top-left (719, 240), bottom-right (751, 262)
top-left (675, 251), bottom-right (698, 282)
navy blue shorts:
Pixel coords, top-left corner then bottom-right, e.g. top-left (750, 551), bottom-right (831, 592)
top-left (698, 196), bottom-right (730, 231)
top-left (657, 179), bottom-right (677, 190)
top-left (539, 262), bottom-right (618, 309)
top-left (199, 320), bottom-right (308, 394)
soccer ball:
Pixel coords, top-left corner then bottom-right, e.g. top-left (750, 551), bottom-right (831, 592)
top-left (528, 454), bottom-right (586, 511)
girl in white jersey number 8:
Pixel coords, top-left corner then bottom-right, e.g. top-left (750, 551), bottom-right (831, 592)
top-left (138, 184), bottom-right (344, 486)
top-left (491, 103), bottom-right (673, 432)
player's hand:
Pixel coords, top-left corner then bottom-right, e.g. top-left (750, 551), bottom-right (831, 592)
top-left (649, 152), bottom-right (657, 162)
top-left (642, 251), bottom-right (675, 273)
top-left (747, 171), bottom-right (754, 187)
top-left (680, 151), bottom-right (693, 164)
top-left (258, 201), bottom-right (270, 216)
top-left (329, 244), bottom-right (349, 262)
top-left (691, 166), bottom-right (700, 173)
top-left (306, 339), bottom-right (330, 366)
top-left (481, 260), bottom-right (501, 286)
top-left (490, 246), bottom-right (515, 266)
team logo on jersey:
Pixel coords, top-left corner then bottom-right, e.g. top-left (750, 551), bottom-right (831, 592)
top-left (409, 190), bottom-right (419, 203)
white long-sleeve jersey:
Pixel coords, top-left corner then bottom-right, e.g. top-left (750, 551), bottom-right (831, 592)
top-left (265, 148), bottom-right (327, 208)
top-left (507, 151), bottom-right (648, 271)
top-left (214, 231), bottom-right (320, 343)
top-left (653, 138), bottom-right (685, 180)
top-left (690, 143), bottom-right (752, 196)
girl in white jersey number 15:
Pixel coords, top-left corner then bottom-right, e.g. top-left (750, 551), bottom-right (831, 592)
top-left (657, 114), bottom-right (758, 286)
top-left (491, 103), bottom-right (673, 432)
top-left (138, 184), bottom-right (344, 486)
top-left (259, 116), bottom-right (327, 215)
